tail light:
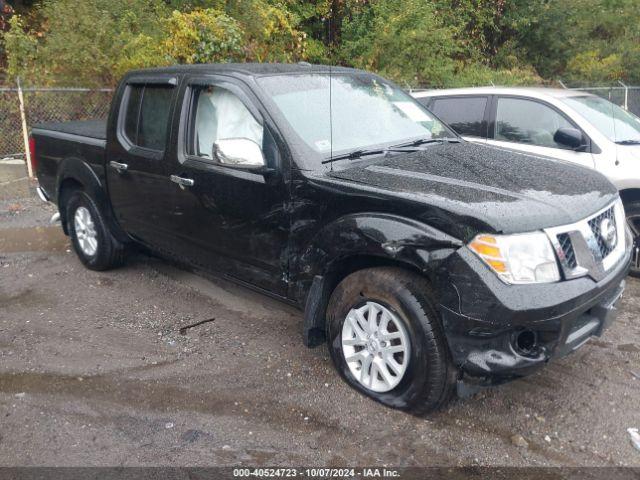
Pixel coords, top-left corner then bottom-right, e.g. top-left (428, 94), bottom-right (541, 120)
top-left (28, 135), bottom-right (37, 175)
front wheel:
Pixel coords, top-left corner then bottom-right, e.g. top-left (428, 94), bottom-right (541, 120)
top-left (325, 267), bottom-right (456, 414)
top-left (625, 200), bottom-right (640, 278)
top-left (66, 190), bottom-right (126, 271)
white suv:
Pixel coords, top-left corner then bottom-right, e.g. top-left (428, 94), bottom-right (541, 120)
top-left (412, 87), bottom-right (640, 276)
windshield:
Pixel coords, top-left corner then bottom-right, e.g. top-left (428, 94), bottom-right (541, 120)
top-left (257, 73), bottom-right (454, 159)
top-left (561, 95), bottom-right (640, 143)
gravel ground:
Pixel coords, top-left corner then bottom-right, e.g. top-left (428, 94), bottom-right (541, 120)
top-left (1, 198), bottom-right (639, 467)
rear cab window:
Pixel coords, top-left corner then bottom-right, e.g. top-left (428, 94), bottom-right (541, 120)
top-left (426, 96), bottom-right (488, 138)
top-left (122, 83), bottom-right (174, 151)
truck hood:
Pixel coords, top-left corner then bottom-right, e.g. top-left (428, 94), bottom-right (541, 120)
top-left (324, 141), bottom-right (618, 236)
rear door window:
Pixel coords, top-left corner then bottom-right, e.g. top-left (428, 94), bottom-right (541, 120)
top-left (123, 84), bottom-right (174, 151)
top-left (429, 96), bottom-right (488, 138)
top-left (124, 86), bottom-right (144, 143)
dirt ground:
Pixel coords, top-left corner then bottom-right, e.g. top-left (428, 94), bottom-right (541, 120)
top-left (1, 197), bottom-right (640, 467)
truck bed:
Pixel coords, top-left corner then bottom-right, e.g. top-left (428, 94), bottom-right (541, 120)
top-left (32, 119), bottom-right (108, 202)
top-left (33, 119), bottom-right (107, 141)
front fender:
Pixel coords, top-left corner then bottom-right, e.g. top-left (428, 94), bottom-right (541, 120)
top-left (297, 212), bottom-right (463, 347)
top-left (298, 212), bottom-right (463, 279)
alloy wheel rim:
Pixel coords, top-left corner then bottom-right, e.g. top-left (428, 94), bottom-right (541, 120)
top-left (74, 206), bottom-right (98, 256)
top-left (341, 301), bottom-right (410, 393)
top-left (627, 215), bottom-right (640, 273)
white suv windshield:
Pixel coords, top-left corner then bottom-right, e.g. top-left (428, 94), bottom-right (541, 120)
top-left (562, 95), bottom-right (640, 144)
top-left (258, 73), bottom-right (453, 157)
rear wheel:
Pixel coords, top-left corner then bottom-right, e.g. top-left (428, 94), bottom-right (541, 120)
top-left (65, 190), bottom-right (126, 270)
top-left (326, 267), bottom-right (456, 414)
top-left (625, 200), bottom-right (640, 277)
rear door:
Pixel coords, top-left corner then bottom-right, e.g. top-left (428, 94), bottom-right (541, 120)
top-left (486, 96), bottom-right (595, 168)
top-left (106, 75), bottom-right (179, 251)
top-left (418, 95), bottom-right (489, 143)
top-left (164, 75), bottom-right (291, 295)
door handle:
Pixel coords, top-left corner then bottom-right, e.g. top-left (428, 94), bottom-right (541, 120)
top-left (170, 175), bottom-right (195, 188)
top-left (109, 161), bottom-right (128, 173)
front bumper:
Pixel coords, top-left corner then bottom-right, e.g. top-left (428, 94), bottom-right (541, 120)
top-left (437, 235), bottom-right (631, 386)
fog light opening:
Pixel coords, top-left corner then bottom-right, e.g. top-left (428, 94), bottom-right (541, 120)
top-left (515, 329), bottom-right (537, 356)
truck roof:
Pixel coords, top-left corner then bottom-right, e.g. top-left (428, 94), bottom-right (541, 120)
top-left (127, 62), bottom-right (363, 77)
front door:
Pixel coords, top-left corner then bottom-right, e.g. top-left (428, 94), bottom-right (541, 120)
top-left (106, 77), bottom-right (179, 252)
top-left (164, 77), bottom-right (291, 296)
top-left (486, 96), bottom-right (595, 168)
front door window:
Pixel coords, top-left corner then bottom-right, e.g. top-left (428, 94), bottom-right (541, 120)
top-left (495, 97), bottom-right (575, 150)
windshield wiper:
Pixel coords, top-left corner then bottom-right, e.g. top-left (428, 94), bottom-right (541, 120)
top-left (616, 139), bottom-right (640, 145)
top-left (321, 148), bottom-right (385, 164)
top-left (389, 137), bottom-right (460, 149)
top-left (321, 137), bottom-right (462, 164)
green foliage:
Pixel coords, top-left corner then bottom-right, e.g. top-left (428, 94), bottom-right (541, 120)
top-left (4, 0), bottom-right (168, 86)
top-left (338, 0), bottom-right (541, 87)
top-left (566, 50), bottom-right (624, 83)
top-left (339, 0), bottom-right (459, 86)
top-left (229, 0), bottom-right (306, 62)
top-left (162, 9), bottom-right (244, 64)
top-left (508, 0), bottom-right (640, 84)
top-left (3, 15), bottom-right (38, 80)
top-left (2, 0), bottom-right (640, 87)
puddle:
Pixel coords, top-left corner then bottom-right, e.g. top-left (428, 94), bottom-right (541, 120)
top-left (0, 226), bottom-right (69, 253)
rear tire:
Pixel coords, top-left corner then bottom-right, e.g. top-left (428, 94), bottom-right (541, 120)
top-left (326, 267), bottom-right (456, 414)
top-left (625, 200), bottom-right (640, 278)
top-left (65, 190), bottom-right (126, 271)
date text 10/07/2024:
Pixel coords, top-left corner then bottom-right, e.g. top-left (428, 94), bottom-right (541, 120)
top-left (232, 468), bottom-right (401, 478)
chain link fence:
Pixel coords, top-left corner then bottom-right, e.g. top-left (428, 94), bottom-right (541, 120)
top-left (0, 86), bottom-right (113, 160)
top-left (568, 85), bottom-right (640, 117)
top-left (1, 83), bottom-right (639, 161)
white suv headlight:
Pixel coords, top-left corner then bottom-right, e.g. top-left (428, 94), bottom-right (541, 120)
top-left (469, 232), bottom-right (561, 284)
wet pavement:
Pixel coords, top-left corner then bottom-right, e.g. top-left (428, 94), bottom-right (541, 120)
top-left (1, 198), bottom-right (640, 466)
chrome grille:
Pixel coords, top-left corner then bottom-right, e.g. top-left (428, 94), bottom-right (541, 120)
top-left (545, 200), bottom-right (626, 282)
top-left (557, 233), bottom-right (577, 269)
top-left (587, 206), bottom-right (616, 258)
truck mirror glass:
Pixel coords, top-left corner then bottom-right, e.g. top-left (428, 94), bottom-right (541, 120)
top-left (213, 138), bottom-right (265, 168)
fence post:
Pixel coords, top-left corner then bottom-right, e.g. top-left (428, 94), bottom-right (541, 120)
top-left (17, 77), bottom-right (33, 178)
top-left (618, 80), bottom-right (629, 111)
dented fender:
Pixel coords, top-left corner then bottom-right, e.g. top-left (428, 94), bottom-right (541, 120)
top-left (296, 212), bottom-right (462, 346)
top-left (297, 212), bottom-right (463, 279)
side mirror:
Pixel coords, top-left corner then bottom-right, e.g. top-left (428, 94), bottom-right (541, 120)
top-left (554, 127), bottom-right (586, 151)
top-left (213, 138), bottom-right (266, 169)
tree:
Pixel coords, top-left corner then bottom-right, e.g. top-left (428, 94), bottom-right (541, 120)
top-left (3, 0), bottom-right (640, 87)
top-left (4, 0), bottom-right (168, 86)
top-left (162, 8), bottom-right (244, 64)
top-left (338, 0), bottom-right (539, 87)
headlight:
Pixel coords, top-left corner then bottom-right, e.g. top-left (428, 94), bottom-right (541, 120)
top-left (469, 232), bottom-right (560, 284)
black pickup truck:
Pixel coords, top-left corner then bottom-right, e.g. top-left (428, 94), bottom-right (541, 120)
top-left (32, 63), bottom-right (632, 413)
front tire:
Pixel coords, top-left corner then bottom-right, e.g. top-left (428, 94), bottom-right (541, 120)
top-left (66, 190), bottom-right (125, 271)
top-left (326, 267), bottom-right (456, 414)
top-left (625, 200), bottom-right (640, 278)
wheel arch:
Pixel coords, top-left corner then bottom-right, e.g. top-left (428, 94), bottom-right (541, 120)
top-left (299, 213), bottom-right (462, 347)
top-left (56, 157), bottom-right (127, 242)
